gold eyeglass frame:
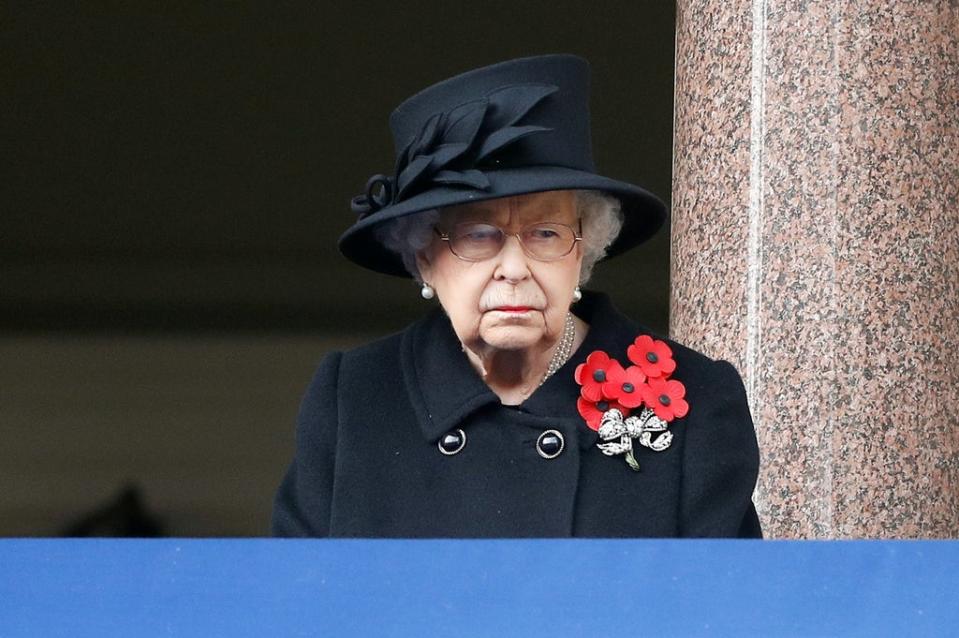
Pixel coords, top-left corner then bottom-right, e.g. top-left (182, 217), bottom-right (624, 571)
top-left (434, 221), bottom-right (583, 262)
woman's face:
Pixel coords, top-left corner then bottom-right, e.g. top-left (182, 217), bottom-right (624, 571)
top-left (417, 190), bottom-right (583, 354)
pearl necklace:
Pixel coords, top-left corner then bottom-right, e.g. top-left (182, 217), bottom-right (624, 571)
top-left (541, 312), bottom-right (576, 386)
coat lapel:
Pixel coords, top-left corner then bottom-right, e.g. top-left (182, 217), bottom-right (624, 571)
top-left (400, 307), bottom-right (499, 443)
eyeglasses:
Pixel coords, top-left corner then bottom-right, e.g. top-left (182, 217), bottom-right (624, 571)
top-left (435, 221), bottom-right (582, 262)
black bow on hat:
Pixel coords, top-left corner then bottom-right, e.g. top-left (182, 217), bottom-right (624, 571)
top-left (339, 54), bottom-right (667, 277)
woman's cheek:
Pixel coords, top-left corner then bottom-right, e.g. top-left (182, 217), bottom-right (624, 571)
top-left (443, 292), bottom-right (483, 345)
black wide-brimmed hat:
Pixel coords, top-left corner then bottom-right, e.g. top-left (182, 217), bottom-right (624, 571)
top-left (338, 54), bottom-right (667, 277)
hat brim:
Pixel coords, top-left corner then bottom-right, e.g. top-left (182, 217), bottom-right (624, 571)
top-left (338, 166), bottom-right (667, 278)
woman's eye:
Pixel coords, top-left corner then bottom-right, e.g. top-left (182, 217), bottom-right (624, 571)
top-left (528, 227), bottom-right (560, 240)
top-left (460, 226), bottom-right (501, 242)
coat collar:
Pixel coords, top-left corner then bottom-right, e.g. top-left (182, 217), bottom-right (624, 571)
top-left (400, 291), bottom-right (646, 450)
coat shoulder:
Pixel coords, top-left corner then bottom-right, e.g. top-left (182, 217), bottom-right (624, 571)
top-left (335, 321), bottom-right (419, 383)
top-left (339, 327), bottom-right (407, 364)
top-left (664, 338), bottom-right (743, 396)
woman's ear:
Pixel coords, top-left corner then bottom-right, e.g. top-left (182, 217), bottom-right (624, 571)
top-left (415, 250), bottom-right (433, 283)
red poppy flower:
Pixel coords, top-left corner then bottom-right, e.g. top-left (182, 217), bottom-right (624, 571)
top-left (627, 335), bottom-right (677, 379)
top-left (574, 350), bottom-right (623, 402)
top-left (577, 396), bottom-right (631, 431)
top-left (641, 376), bottom-right (689, 422)
top-left (601, 364), bottom-right (647, 408)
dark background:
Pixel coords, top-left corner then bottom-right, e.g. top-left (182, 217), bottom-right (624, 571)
top-left (1, 2), bottom-right (675, 535)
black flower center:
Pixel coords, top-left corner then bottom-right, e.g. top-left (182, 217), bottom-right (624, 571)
top-left (592, 369), bottom-right (606, 383)
top-left (622, 383), bottom-right (634, 393)
top-left (659, 394), bottom-right (671, 406)
top-left (646, 352), bottom-right (659, 363)
top-left (597, 401), bottom-right (610, 411)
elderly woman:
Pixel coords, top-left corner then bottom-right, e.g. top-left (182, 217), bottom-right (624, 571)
top-left (273, 55), bottom-right (761, 537)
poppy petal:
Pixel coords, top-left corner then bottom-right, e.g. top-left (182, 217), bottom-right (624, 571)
top-left (581, 383), bottom-right (603, 402)
top-left (672, 399), bottom-right (689, 419)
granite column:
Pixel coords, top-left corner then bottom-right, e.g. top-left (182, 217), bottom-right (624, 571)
top-left (671, 0), bottom-right (959, 537)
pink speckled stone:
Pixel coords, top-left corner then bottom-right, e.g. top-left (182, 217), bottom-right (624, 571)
top-left (671, 0), bottom-right (959, 538)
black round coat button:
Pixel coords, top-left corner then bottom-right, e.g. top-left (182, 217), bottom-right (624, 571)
top-left (438, 429), bottom-right (467, 456)
top-left (536, 429), bottom-right (565, 459)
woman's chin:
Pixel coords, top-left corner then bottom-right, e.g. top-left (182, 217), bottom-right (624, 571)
top-left (479, 325), bottom-right (544, 352)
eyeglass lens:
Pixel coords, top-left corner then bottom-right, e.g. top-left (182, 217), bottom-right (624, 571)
top-left (448, 222), bottom-right (578, 261)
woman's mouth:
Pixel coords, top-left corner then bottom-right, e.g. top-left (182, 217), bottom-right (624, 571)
top-left (494, 306), bottom-right (533, 313)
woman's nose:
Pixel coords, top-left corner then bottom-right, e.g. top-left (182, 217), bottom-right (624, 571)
top-left (493, 234), bottom-right (531, 282)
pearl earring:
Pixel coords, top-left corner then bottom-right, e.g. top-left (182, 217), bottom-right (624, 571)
top-left (573, 286), bottom-right (582, 302)
top-left (421, 283), bottom-right (435, 300)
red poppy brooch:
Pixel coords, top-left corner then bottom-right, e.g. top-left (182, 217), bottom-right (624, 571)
top-left (574, 335), bottom-right (688, 471)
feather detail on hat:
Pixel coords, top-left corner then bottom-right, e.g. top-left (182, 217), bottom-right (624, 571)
top-left (350, 82), bottom-right (557, 217)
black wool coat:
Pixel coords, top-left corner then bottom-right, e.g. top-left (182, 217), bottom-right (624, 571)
top-left (272, 292), bottom-right (762, 538)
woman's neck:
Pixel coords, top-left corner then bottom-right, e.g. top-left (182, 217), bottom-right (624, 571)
top-left (464, 315), bottom-right (588, 405)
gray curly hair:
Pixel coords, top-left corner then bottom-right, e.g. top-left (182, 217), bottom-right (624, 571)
top-left (374, 189), bottom-right (623, 284)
